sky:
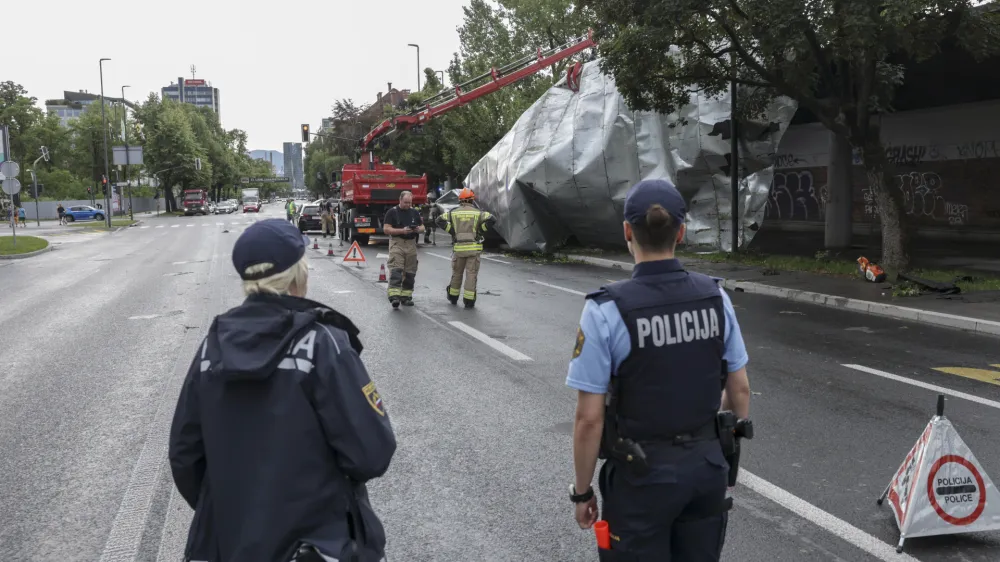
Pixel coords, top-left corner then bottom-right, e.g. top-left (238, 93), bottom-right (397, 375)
top-left (4, 0), bottom-right (468, 152)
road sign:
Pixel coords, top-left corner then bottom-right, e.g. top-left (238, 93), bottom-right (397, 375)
top-left (2, 178), bottom-right (21, 195)
top-left (878, 396), bottom-right (1000, 552)
top-left (240, 177), bottom-right (290, 184)
top-left (0, 160), bottom-right (19, 178)
top-left (343, 241), bottom-right (367, 263)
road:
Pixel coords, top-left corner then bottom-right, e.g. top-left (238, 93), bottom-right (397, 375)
top-left (1, 203), bottom-right (998, 561)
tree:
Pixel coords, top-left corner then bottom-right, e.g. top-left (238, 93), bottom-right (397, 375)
top-left (134, 96), bottom-right (206, 212)
top-left (587, 0), bottom-right (1000, 271)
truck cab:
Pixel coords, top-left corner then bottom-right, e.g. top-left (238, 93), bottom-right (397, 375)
top-left (182, 189), bottom-right (211, 216)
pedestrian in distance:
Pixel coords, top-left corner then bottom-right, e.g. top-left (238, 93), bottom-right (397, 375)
top-left (285, 198), bottom-right (296, 225)
top-left (57, 203), bottom-right (66, 225)
top-left (567, 179), bottom-right (752, 561)
top-left (18, 206), bottom-right (26, 227)
top-left (168, 218), bottom-right (397, 562)
top-left (436, 188), bottom-right (496, 309)
top-left (382, 191), bottom-right (424, 308)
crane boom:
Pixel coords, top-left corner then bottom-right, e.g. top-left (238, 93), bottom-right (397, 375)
top-left (361, 30), bottom-right (596, 151)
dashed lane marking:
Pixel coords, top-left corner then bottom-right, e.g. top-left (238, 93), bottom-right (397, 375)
top-left (186, 225), bottom-right (194, 228)
top-left (427, 252), bottom-right (450, 261)
top-left (156, 226), bottom-right (164, 229)
top-left (170, 225), bottom-right (179, 228)
top-left (843, 364), bottom-right (1000, 410)
top-left (529, 280), bottom-right (586, 296)
top-left (482, 255), bottom-right (512, 264)
top-left (139, 226), bottom-right (150, 229)
top-left (376, 253), bottom-right (389, 259)
top-left (739, 470), bottom-right (920, 562)
top-left (448, 321), bottom-right (533, 361)
top-left (128, 314), bottom-right (161, 320)
top-left (216, 222), bottom-right (225, 225)
top-left (932, 365), bottom-right (1000, 386)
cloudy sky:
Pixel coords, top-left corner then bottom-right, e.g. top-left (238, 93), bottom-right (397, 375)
top-left (5, 0), bottom-right (467, 151)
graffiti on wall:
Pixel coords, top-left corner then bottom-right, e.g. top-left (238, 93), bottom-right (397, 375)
top-left (885, 144), bottom-right (927, 166)
top-left (862, 171), bottom-right (969, 225)
top-left (765, 170), bottom-right (827, 220)
top-left (956, 140), bottom-right (999, 159)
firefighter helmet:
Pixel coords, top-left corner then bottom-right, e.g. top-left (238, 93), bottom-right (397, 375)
top-left (458, 188), bottom-right (476, 201)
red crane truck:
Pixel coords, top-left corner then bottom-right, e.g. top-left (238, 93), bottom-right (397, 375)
top-left (336, 31), bottom-right (596, 246)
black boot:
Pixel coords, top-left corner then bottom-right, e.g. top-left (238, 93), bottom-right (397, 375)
top-left (390, 297), bottom-right (400, 309)
top-left (447, 286), bottom-right (458, 305)
top-left (402, 297), bottom-right (414, 306)
top-left (463, 298), bottom-right (475, 309)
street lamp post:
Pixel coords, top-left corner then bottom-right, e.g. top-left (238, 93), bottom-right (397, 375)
top-left (408, 43), bottom-right (420, 91)
top-left (121, 85), bottom-right (133, 220)
top-left (435, 70), bottom-right (444, 85)
top-left (99, 57), bottom-right (112, 228)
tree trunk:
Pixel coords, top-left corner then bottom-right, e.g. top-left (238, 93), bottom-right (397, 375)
top-left (861, 141), bottom-right (911, 272)
top-left (163, 183), bottom-right (175, 212)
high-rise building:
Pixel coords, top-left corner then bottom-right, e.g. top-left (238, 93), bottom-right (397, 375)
top-left (283, 143), bottom-right (304, 190)
top-left (248, 150), bottom-right (284, 175)
top-left (162, 77), bottom-right (221, 117)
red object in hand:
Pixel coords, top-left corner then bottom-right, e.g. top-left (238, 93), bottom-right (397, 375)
top-left (594, 520), bottom-right (611, 550)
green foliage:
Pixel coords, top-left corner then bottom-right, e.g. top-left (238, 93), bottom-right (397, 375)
top-left (587, 0), bottom-right (1000, 269)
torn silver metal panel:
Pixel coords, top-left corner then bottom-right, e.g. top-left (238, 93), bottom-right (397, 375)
top-left (465, 59), bottom-right (799, 252)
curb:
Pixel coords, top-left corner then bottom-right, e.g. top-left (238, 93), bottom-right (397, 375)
top-left (0, 244), bottom-right (54, 260)
top-left (564, 253), bottom-right (1000, 337)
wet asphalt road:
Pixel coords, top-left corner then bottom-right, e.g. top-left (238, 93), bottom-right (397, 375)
top-left (0, 204), bottom-right (998, 561)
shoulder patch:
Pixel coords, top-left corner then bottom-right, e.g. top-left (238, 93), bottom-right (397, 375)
top-left (363, 381), bottom-right (386, 416)
top-left (572, 327), bottom-right (586, 359)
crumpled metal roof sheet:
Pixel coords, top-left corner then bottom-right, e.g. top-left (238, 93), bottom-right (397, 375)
top-left (465, 59), bottom-right (798, 252)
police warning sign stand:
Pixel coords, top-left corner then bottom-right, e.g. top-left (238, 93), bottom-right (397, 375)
top-left (877, 395), bottom-right (1000, 553)
top-left (342, 241), bottom-right (366, 268)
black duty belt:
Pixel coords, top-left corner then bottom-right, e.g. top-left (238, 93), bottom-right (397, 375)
top-left (641, 420), bottom-right (718, 447)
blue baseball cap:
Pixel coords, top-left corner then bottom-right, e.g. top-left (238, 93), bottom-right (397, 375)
top-left (623, 179), bottom-right (686, 226)
top-left (232, 219), bottom-right (307, 280)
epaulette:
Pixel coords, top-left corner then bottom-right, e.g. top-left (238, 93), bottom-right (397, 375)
top-left (710, 276), bottom-right (725, 284)
top-left (585, 288), bottom-right (611, 301)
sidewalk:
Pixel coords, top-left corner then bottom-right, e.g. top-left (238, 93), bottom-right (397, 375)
top-left (561, 250), bottom-right (1000, 337)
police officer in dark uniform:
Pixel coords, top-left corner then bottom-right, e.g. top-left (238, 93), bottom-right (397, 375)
top-left (169, 219), bottom-right (396, 562)
top-left (567, 179), bottom-right (751, 561)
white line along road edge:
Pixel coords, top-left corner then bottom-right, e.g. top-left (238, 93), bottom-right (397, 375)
top-left (739, 470), bottom-right (921, 562)
top-left (843, 364), bottom-right (1000, 410)
top-left (529, 280), bottom-right (586, 296)
top-left (448, 321), bottom-right (533, 361)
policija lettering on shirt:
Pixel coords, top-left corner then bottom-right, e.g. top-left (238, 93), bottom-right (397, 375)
top-left (636, 308), bottom-right (721, 348)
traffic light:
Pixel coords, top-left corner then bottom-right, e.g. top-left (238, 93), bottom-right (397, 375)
top-left (301, 124), bottom-right (310, 143)
top-left (101, 175), bottom-right (108, 195)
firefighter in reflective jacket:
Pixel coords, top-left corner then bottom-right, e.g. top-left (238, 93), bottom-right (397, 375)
top-left (436, 188), bottom-right (496, 308)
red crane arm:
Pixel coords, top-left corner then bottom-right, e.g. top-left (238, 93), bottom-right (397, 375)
top-left (361, 29), bottom-right (596, 151)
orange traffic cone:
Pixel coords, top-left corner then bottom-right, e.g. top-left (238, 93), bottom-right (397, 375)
top-left (327, 244), bottom-right (334, 256)
top-left (312, 238), bottom-right (319, 250)
top-left (378, 263), bottom-right (387, 283)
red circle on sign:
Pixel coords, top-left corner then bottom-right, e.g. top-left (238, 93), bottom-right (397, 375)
top-left (926, 455), bottom-right (986, 526)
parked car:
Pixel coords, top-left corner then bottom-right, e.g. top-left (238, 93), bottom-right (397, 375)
top-left (63, 205), bottom-right (106, 222)
top-left (297, 205), bottom-right (323, 233)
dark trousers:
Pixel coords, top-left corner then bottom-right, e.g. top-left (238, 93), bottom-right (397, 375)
top-left (597, 450), bottom-right (729, 561)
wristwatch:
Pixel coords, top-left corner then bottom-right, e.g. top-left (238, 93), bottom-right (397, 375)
top-left (570, 484), bottom-right (594, 503)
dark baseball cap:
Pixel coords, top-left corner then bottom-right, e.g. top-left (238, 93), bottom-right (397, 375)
top-left (232, 219), bottom-right (307, 280)
top-left (623, 179), bottom-right (686, 226)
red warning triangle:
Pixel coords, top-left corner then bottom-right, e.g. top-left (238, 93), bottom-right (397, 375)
top-left (343, 241), bottom-right (367, 263)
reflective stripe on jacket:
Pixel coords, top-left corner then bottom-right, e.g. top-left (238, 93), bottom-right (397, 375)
top-left (442, 205), bottom-right (492, 253)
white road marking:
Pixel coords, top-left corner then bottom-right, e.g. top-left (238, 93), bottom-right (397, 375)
top-left (448, 321), bottom-right (532, 361)
top-left (605, 278), bottom-right (617, 283)
top-left (171, 261), bottom-right (187, 265)
top-left (482, 255), bottom-right (511, 264)
top-left (332, 290), bottom-right (353, 294)
top-left (427, 252), bottom-right (451, 261)
top-left (376, 253), bottom-right (389, 259)
top-left (156, 226), bottom-right (164, 229)
top-left (843, 364), bottom-right (1000, 410)
top-left (128, 314), bottom-right (161, 320)
top-left (202, 224), bottom-right (211, 227)
top-left (739, 470), bottom-right (920, 562)
top-left (529, 280), bottom-right (586, 296)
top-left (216, 222), bottom-right (225, 225)
top-left (170, 225), bottom-right (179, 228)
top-left (186, 225), bottom-right (194, 228)
top-left (139, 226), bottom-right (150, 229)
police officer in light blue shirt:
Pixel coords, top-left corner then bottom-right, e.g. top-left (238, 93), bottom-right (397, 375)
top-left (566, 178), bottom-right (751, 561)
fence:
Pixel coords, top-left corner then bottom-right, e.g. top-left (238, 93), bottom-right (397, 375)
top-left (13, 197), bottom-right (176, 220)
